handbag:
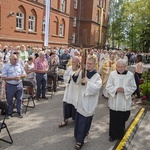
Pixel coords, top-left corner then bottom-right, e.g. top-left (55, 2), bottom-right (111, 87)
top-left (139, 78), bottom-right (144, 85)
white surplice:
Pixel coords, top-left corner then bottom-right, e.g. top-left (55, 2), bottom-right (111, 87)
top-left (106, 70), bottom-right (137, 111)
top-left (63, 66), bottom-right (79, 108)
top-left (75, 71), bottom-right (102, 117)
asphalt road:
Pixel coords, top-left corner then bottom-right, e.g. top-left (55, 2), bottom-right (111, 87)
top-left (0, 82), bottom-right (150, 150)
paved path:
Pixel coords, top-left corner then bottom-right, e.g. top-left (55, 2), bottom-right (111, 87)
top-left (0, 83), bottom-right (150, 150)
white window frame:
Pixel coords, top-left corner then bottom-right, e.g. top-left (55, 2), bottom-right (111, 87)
top-left (74, 0), bottom-right (78, 9)
top-left (42, 18), bottom-right (45, 33)
top-left (73, 17), bottom-right (76, 27)
top-left (60, 0), bottom-right (66, 12)
top-left (59, 24), bottom-right (64, 36)
top-left (28, 15), bottom-right (35, 32)
top-left (72, 33), bottom-right (75, 43)
top-left (16, 12), bottom-right (24, 30)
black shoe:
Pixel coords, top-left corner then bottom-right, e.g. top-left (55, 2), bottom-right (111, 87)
top-left (35, 97), bottom-right (40, 101)
top-left (109, 137), bottom-right (115, 142)
top-left (48, 88), bottom-right (52, 92)
top-left (42, 96), bottom-right (48, 100)
top-left (18, 113), bottom-right (23, 118)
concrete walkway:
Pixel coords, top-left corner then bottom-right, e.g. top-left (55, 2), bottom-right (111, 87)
top-left (0, 83), bottom-right (150, 150)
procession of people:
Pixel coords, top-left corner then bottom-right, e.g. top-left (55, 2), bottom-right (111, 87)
top-left (0, 43), bottom-right (149, 149)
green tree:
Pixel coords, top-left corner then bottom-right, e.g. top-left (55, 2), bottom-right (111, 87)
top-left (108, 0), bottom-right (150, 51)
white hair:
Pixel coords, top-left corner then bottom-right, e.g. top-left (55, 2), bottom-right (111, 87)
top-left (39, 51), bottom-right (45, 57)
top-left (117, 58), bottom-right (127, 66)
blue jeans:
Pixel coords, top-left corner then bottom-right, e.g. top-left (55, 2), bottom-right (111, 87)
top-left (6, 82), bottom-right (23, 115)
top-left (36, 73), bottom-right (47, 98)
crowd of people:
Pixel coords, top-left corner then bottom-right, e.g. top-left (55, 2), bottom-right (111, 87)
top-left (0, 43), bottom-right (149, 149)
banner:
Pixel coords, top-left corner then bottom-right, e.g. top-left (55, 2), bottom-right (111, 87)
top-left (44, 0), bottom-right (51, 46)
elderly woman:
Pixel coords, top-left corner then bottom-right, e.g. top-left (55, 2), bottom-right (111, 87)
top-left (24, 56), bottom-right (35, 97)
top-left (20, 44), bottom-right (28, 62)
top-left (47, 52), bottom-right (58, 92)
top-left (2, 46), bottom-right (10, 64)
top-left (133, 55), bottom-right (144, 104)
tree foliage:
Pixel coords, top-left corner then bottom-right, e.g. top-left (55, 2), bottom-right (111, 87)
top-left (107, 0), bottom-right (150, 52)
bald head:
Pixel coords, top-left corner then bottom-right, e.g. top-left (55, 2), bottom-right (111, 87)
top-left (72, 56), bottom-right (80, 63)
top-left (10, 54), bottom-right (18, 65)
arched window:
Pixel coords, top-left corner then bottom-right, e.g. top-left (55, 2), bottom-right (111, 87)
top-left (72, 33), bottom-right (75, 43)
top-left (53, 16), bottom-right (59, 35)
top-left (73, 17), bottom-right (76, 27)
top-left (28, 9), bottom-right (37, 32)
top-left (96, 10), bottom-right (99, 23)
top-left (74, 0), bottom-right (78, 9)
top-left (59, 19), bottom-right (65, 36)
top-left (28, 15), bottom-right (35, 31)
top-left (16, 12), bottom-right (24, 30)
top-left (16, 5), bottom-right (26, 30)
top-left (42, 18), bottom-right (45, 33)
top-left (103, 14), bottom-right (105, 25)
top-left (104, 0), bottom-right (107, 10)
top-left (60, 0), bottom-right (66, 12)
top-left (98, 0), bottom-right (100, 6)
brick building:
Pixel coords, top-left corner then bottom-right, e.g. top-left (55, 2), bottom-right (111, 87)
top-left (0, 0), bottom-right (109, 49)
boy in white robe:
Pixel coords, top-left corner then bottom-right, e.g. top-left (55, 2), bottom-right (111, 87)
top-left (72, 57), bottom-right (102, 149)
top-left (59, 56), bottom-right (80, 127)
top-left (106, 59), bottom-right (137, 142)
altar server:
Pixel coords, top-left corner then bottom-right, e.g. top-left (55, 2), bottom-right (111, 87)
top-left (59, 56), bottom-right (80, 127)
top-left (73, 57), bottom-right (102, 149)
top-left (106, 59), bottom-right (136, 142)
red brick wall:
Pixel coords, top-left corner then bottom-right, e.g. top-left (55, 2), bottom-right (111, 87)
top-left (0, 0), bottom-right (109, 49)
top-left (0, 0), bottom-right (70, 48)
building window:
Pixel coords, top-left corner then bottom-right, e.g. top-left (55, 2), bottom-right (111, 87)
top-left (98, 0), bottom-right (101, 6)
top-left (43, 0), bottom-right (46, 5)
top-left (73, 17), bottom-right (76, 27)
top-left (53, 17), bottom-right (59, 35)
top-left (104, 0), bottom-right (107, 10)
top-left (42, 18), bottom-right (45, 33)
top-left (16, 12), bottom-right (24, 30)
top-left (96, 11), bottom-right (99, 23)
top-left (60, 0), bottom-right (66, 12)
top-left (103, 14), bottom-right (105, 25)
top-left (72, 33), bottom-right (75, 43)
top-left (59, 24), bottom-right (64, 36)
top-left (28, 15), bottom-right (35, 32)
top-left (74, 0), bottom-right (78, 9)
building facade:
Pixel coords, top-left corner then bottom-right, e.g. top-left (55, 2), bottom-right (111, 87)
top-left (69, 0), bottom-right (109, 48)
top-left (0, 0), bottom-right (109, 48)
